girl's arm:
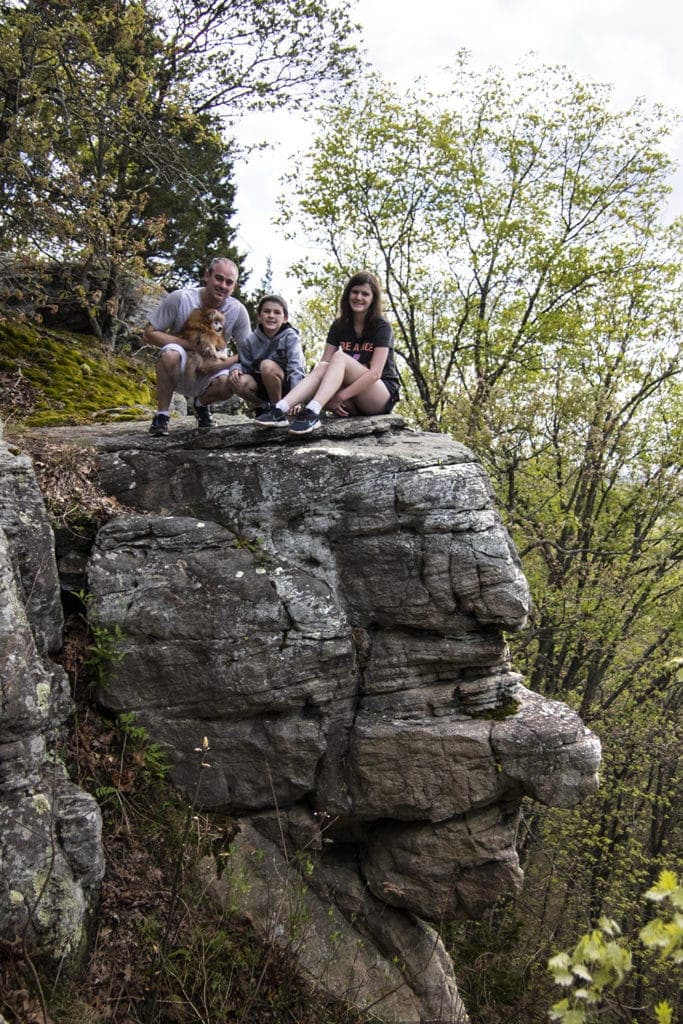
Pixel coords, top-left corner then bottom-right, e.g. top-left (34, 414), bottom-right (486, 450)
top-left (336, 346), bottom-right (389, 402)
top-left (320, 342), bottom-right (338, 362)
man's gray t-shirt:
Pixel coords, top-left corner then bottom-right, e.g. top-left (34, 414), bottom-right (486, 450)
top-left (149, 287), bottom-right (250, 349)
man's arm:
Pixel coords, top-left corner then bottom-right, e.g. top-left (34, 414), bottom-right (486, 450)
top-left (142, 323), bottom-right (194, 349)
top-left (143, 290), bottom-right (199, 350)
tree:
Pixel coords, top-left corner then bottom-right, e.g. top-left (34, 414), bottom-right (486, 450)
top-left (151, 0), bottom-right (359, 116)
top-left (0, 0), bottom-right (359, 338)
top-left (281, 58), bottom-right (683, 1022)
top-left (548, 870), bottom-right (682, 1024)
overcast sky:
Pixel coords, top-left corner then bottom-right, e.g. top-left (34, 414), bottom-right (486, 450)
top-left (233, 0), bottom-right (683, 296)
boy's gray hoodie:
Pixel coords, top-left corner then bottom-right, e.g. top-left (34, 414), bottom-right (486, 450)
top-left (236, 323), bottom-right (306, 387)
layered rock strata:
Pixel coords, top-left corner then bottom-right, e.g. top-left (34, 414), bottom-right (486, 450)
top-left (71, 413), bottom-right (601, 1023)
top-left (0, 441), bottom-right (104, 961)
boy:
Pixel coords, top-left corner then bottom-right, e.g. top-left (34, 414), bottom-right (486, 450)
top-left (229, 294), bottom-right (305, 408)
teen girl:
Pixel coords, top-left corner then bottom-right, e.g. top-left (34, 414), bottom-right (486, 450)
top-left (254, 271), bottom-right (400, 434)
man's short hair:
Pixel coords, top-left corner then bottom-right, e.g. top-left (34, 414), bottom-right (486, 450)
top-left (207, 256), bottom-right (239, 278)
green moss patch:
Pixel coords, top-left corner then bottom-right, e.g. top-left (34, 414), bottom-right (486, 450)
top-left (0, 319), bottom-right (155, 427)
top-left (477, 698), bottom-right (522, 720)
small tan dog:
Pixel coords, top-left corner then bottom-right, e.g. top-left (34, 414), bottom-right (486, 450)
top-left (178, 308), bottom-right (227, 381)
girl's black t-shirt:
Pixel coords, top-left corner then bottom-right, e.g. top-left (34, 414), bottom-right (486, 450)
top-left (326, 317), bottom-right (400, 387)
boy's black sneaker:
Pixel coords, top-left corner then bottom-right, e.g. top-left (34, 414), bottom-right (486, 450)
top-left (149, 413), bottom-right (169, 437)
top-left (193, 399), bottom-right (213, 432)
top-left (254, 404), bottom-right (289, 428)
top-left (288, 407), bottom-right (321, 434)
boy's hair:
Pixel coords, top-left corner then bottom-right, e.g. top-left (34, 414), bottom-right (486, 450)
top-left (257, 293), bottom-right (289, 319)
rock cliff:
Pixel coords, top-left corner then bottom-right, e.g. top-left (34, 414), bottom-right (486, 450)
top-left (0, 413), bottom-right (601, 1022)
top-left (0, 439), bottom-right (104, 963)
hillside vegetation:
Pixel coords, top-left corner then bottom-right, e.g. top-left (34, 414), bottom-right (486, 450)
top-left (0, 320), bottom-right (155, 429)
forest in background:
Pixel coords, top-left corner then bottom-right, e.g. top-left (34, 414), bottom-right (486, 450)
top-left (286, 62), bottom-right (681, 1023)
top-left (1, 2), bottom-right (681, 1022)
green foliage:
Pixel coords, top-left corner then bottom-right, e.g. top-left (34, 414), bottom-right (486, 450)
top-left (0, 0), bottom-right (360, 336)
top-left (639, 871), bottom-right (683, 964)
top-left (85, 622), bottom-right (124, 690)
top-left (287, 57), bottom-right (682, 1023)
top-left (548, 919), bottom-right (632, 1022)
top-left (116, 711), bottom-right (170, 783)
top-left (548, 872), bottom-right (683, 1023)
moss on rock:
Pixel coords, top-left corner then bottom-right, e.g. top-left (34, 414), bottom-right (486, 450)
top-left (0, 320), bottom-right (155, 427)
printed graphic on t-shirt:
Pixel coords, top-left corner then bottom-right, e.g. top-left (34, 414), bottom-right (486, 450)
top-left (340, 338), bottom-right (375, 364)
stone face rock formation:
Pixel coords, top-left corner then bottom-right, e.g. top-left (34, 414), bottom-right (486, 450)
top-left (0, 440), bottom-right (104, 961)
top-left (0, 413), bottom-right (601, 1022)
top-left (64, 413), bottom-right (601, 1022)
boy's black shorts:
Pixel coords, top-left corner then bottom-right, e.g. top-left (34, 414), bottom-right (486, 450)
top-left (252, 361), bottom-right (291, 402)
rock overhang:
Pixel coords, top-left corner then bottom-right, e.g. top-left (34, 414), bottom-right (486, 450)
top-left (74, 414), bottom-right (601, 924)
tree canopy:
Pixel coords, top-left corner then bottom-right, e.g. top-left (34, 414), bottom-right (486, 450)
top-left (0, 0), bottom-right (359, 338)
top-left (282, 58), bottom-right (682, 1022)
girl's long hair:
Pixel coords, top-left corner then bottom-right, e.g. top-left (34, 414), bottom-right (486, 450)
top-left (338, 271), bottom-right (383, 328)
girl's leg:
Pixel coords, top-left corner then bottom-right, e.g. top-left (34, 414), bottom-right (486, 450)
top-left (307, 349), bottom-right (347, 408)
top-left (308, 350), bottom-right (391, 413)
top-left (351, 380), bottom-right (392, 415)
top-left (278, 360), bottom-right (330, 409)
top-left (255, 360), bottom-right (331, 427)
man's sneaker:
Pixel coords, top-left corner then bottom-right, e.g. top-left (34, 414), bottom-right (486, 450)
top-left (149, 413), bottom-right (169, 437)
top-left (254, 404), bottom-right (289, 428)
top-left (193, 399), bottom-right (213, 432)
top-left (288, 407), bottom-right (321, 434)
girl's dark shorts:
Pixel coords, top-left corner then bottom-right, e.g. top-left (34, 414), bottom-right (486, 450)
top-left (382, 379), bottom-right (400, 414)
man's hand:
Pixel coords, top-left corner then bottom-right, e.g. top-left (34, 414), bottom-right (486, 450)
top-left (200, 355), bottom-right (235, 373)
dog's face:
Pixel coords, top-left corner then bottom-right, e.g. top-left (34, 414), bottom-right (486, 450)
top-left (181, 303), bottom-right (224, 335)
top-left (184, 308), bottom-right (225, 336)
top-left (205, 309), bottom-right (225, 335)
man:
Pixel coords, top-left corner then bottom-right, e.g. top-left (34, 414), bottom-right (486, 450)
top-left (144, 257), bottom-right (250, 435)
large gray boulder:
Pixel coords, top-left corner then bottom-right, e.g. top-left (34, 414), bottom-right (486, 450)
top-left (68, 413), bottom-right (601, 1023)
top-left (0, 441), bottom-right (104, 963)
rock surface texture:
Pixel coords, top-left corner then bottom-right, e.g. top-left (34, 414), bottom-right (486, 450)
top-left (0, 439), bottom-right (104, 962)
top-left (68, 413), bottom-right (601, 1023)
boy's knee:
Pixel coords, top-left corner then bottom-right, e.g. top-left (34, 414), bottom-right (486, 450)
top-left (260, 359), bottom-right (283, 378)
